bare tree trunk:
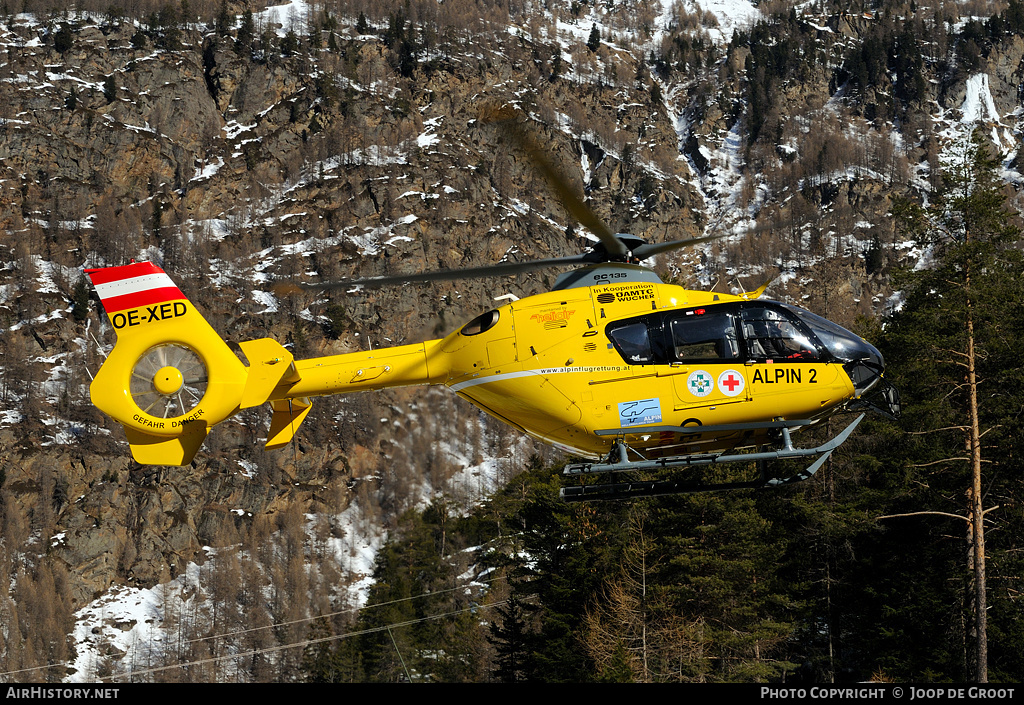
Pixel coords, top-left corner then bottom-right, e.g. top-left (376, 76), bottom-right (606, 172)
top-left (640, 537), bottom-right (649, 683)
top-left (965, 294), bottom-right (987, 683)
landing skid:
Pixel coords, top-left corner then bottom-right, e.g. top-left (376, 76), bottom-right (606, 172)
top-left (559, 414), bottom-right (865, 502)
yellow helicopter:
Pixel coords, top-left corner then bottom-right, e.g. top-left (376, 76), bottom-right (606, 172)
top-left (84, 120), bottom-right (899, 501)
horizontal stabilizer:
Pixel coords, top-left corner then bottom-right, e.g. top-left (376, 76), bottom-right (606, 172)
top-left (266, 398), bottom-right (313, 449)
top-left (124, 425), bottom-right (208, 466)
top-left (239, 338), bottom-right (300, 408)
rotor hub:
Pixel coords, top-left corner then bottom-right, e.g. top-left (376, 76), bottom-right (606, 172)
top-left (153, 366), bottom-right (184, 396)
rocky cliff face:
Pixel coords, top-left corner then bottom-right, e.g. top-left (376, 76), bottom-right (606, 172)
top-left (0, 5), bottom-right (706, 610)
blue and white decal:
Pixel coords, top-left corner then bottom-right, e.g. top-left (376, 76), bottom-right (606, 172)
top-left (618, 398), bottom-right (663, 427)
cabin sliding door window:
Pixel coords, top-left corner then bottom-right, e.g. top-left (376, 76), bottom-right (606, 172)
top-left (608, 322), bottom-right (655, 364)
top-left (667, 312), bottom-right (739, 362)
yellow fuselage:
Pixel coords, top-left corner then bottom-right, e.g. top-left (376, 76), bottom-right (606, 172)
top-left (267, 279), bottom-right (856, 459)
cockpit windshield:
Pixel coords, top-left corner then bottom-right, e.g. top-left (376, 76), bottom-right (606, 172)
top-left (783, 305), bottom-right (883, 366)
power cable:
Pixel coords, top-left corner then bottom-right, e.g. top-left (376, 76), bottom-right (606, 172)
top-left (0, 575), bottom-right (508, 681)
top-left (99, 600), bottom-right (508, 682)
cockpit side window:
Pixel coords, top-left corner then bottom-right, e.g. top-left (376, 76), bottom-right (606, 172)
top-left (608, 321), bottom-right (655, 364)
top-left (740, 306), bottom-right (819, 361)
top-left (667, 312), bottom-right (739, 362)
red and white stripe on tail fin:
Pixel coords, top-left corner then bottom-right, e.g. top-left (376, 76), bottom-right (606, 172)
top-left (86, 261), bottom-right (186, 316)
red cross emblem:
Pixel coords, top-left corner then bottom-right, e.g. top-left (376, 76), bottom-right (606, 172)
top-left (717, 370), bottom-right (745, 397)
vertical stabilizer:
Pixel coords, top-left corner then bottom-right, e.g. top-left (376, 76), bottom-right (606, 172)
top-left (86, 262), bottom-right (248, 465)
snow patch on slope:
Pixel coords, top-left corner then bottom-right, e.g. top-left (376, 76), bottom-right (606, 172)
top-left (668, 0), bottom-right (762, 43)
top-left (67, 498), bottom-right (385, 683)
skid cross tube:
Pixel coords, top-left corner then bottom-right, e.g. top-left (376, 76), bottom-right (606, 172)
top-left (560, 414), bottom-right (865, 502)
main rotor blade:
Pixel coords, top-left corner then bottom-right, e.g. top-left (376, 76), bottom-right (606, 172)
top-left (290, 254), bottom-right (594, 291)
top-left (631, 232), bottom-right (730, 261)
top-left (484, 107), bottom-right (629, 259)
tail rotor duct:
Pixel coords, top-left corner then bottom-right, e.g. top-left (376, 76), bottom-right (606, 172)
top-left (129, 344), bottom-right (208, 419)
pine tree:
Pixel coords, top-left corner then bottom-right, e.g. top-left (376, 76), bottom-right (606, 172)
top-left (235, 10), bottom-right (254, 56)
top-left (497, 466), bottom-right (629, 682)
top-left (70, 277), bottom-right (90, 321)
top-left (882, 130), bottom-right (1024, 682)
top-left (103, 74), bottom-right (116, 104)
top-left (302, 617), bottom-right (341, 682)
top-left (648, 493), bottom-right (800, 682)
top-left (489, 591), bottom-right (530, 682)
top-left (215, 0), bottom-right (231, 37)
top-left (280, 30), bottom-right (299, 57)
top-left (53, 24), bottom-right (73, 53)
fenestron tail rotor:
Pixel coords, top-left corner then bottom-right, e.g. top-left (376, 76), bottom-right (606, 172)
top-left (86, 262), bottom-right (253, 465)
top-left (129, 344), bottom-right (208, 419)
